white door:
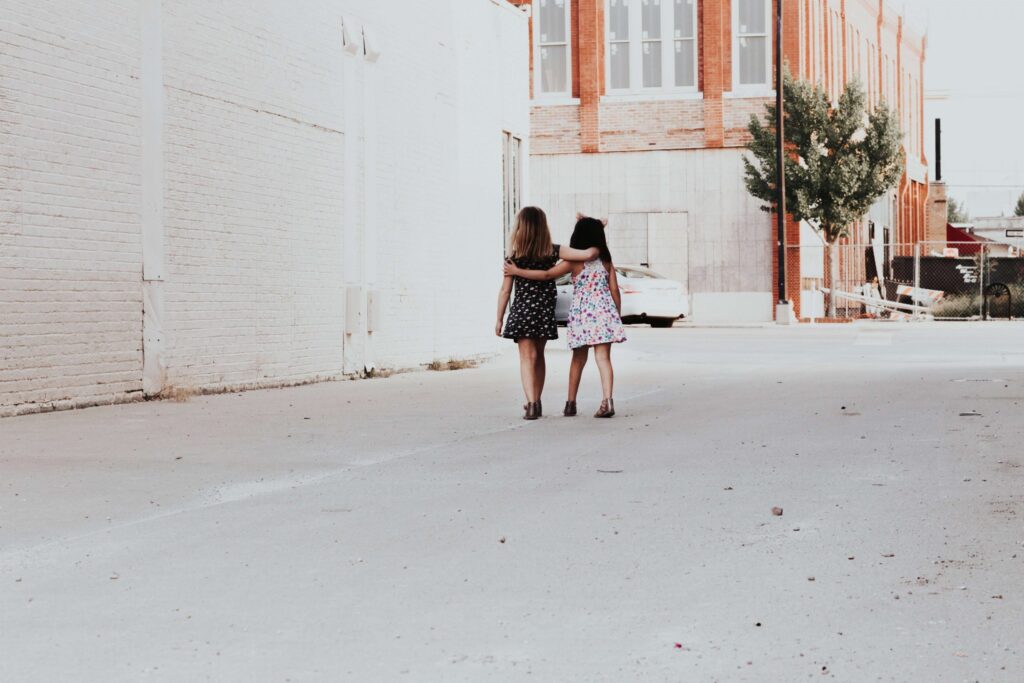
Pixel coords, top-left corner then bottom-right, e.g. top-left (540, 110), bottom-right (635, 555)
top-left (606, 211), bottom-right (688, 291)
top-left (606, 212), bottom-right (649, 266)
top-left (647, 212), bottom-right (689, 291)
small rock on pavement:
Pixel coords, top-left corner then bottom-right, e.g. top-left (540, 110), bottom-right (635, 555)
top-left (498, 536), bottom-right (506, 544)
top-left (771, 507), bottom-right (784, 516)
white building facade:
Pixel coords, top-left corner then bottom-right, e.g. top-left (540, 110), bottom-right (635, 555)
top-left (0, 0), bottom-right (529, 416)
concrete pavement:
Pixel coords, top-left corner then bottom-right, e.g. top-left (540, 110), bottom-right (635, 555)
top-left (2, 323), bottom-right (1023, 681)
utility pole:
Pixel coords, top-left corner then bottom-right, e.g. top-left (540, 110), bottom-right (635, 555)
top-left (775, 0), bottom-right (792, 323)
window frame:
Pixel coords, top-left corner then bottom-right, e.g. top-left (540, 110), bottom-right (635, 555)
top-left (730, 0), bottom-right (773, 94)
top-left (604, 0), bottom-right (700, 97)
top-left (534, 0), bottom-right (574, 100)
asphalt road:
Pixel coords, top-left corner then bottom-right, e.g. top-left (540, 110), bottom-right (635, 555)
top-left (2, 323), bottom-right (1023, 682)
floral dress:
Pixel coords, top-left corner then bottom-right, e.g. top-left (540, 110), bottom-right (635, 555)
top-left (567, 259), bottom-right (627, 349)
top-left (502, 244), bottom-right (560, 341)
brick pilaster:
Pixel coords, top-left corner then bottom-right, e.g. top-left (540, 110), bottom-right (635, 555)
top-left (577, 0), bottom-right (602, 152)
top-left (702, 0), bottom-right (725, 147)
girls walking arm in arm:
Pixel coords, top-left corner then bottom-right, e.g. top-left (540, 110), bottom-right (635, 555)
top-left (496, 206), bottom-right (596, 421)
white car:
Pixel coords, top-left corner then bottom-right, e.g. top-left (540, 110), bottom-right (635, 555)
top-left (555, 265), bottom-right (688, 327)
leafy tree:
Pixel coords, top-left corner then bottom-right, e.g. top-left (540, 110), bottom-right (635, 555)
top-left (948, 196), bottom-right (970, 224)
top-left (744, 71), bottom-right (904, 317)
top-left (1014, 191), bottom-right (1024, 217)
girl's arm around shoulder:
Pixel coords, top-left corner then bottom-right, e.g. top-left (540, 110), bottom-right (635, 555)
top-left (559, 245), bottom-right (600, 262)
top-left (606, 262), bottom-right (622, 314)
top-left (503, 259), bottom-right (574, 281)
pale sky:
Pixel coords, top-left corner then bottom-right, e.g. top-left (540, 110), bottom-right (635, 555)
top-left (901, 0), bottom-right (1024, 217)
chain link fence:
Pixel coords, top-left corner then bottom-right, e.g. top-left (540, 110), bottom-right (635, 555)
top-left (790, 239), bottom-right (1024, 321)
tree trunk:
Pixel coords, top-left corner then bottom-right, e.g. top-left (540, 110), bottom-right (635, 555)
top-left (827, 240), bottom-right (840, 318)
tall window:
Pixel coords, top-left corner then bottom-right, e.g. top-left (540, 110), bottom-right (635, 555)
top-left (673, 0), bottom-right (697, 87)
top-left (734, 0), bottom-right (770, 88)
top-left (537, 0), bottom-right (572, 96)
top-left (502, 132), bottom-right (522, 245)
top-left (641, 0), bottom-right (662, 87)
top-left (608, 0), bottom-right (630, 89)
top-left (606, 0), bottom-right (698, 93)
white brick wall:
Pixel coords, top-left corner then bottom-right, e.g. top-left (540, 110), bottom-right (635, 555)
top-left (0, 1), bottom-right (144, 414)
top-left (160, 0), bottom-right (349, 390)
top-left (0, 0), bottom-right (530, 416)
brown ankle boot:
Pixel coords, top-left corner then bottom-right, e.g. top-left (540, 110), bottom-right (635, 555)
top-left (594, 398), bottom-right (615, 418)
top-left (563, 401), bottom-right (577, 417)
top-left (523, 401), bottom-right (540, 420)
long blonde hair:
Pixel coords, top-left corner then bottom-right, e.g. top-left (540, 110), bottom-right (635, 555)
top-left (508, 206), bottom-right (554, 261)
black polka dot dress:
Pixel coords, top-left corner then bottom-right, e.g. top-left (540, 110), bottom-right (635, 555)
top-left (502, 244), bottom-right (560, 341)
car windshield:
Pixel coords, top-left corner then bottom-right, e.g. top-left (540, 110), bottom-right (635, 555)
top-left (617, 267), bottom-right (663, 279)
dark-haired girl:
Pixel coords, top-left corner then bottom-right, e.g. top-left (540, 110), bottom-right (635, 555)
top-left (504, 215), bottom-right (626, 418)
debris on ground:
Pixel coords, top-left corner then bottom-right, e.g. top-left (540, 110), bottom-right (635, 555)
top-left (771, 507), bottom-right (784, 516)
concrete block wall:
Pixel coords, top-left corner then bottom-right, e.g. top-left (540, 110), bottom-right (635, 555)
top-left (0, 0), bottom-right (529, 416)
top-left (530, 148), bottom-right (774, 322)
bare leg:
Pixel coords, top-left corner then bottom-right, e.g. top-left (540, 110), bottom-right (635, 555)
top-left (593, 343), bottom-right (614, 400)
top-left (567, 347), bottom-right (589, 401)
top-left (534, 339), bottom-right (548, 403)
top-left (517, 339), bottom-right (538, 403)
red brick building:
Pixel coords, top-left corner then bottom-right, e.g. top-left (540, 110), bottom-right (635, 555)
top-left (511, 0), bottom-right (927, 321)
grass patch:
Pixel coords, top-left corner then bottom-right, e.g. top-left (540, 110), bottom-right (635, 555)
top-left (426, 358), bottom-right (479, 372)
top-left (161, 386), bottom-right (198, 402)
top-left (364, 367), bottom-right (410, 379)
top-left (930, 283), bottom-right (1023, 319)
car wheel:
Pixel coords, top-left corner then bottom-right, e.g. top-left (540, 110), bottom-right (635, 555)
top-left (649, 318), bottom-right (675, 328)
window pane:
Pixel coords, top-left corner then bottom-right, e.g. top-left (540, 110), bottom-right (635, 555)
top-left (673, 0), bottom-right (694, 38)
top-left (674, 39), bottom-right (695, 86)
top-left (738, 36), bottom-right (767, 85)
top-left (642, 0), bottom-right (661, 39)
top-left (738, 0), bottom-right (766, 34)
top-left (609, 0), bottom-right (629, 41)
top-left (609, 42), bottom-right (630, 89)
top-left (538, 0), bottom-right (566, 43)
top-left (642, 41), bottom-right (662, 87)
top-left (540, 45), bottom-right (568, 93)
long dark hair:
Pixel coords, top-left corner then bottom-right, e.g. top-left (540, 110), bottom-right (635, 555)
top-left (569, 216), bottom-right (612, 263)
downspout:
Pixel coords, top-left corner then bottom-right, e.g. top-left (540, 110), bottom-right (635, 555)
top-left (140, 0), bottom-right (166, 396)
top-left (362, 26), bottom-right (380, 372)
top-left (341, 17), bottom-right (365, 375)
